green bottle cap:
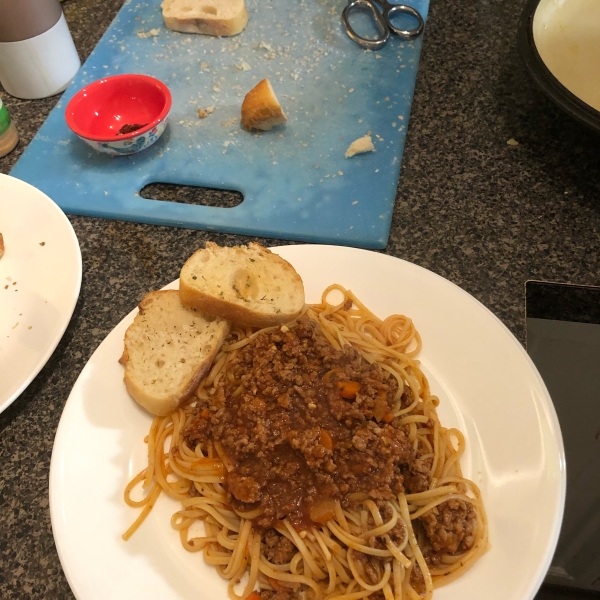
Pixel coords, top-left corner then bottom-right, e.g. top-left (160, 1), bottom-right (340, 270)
top-left (0, 98), bottom-right (12, 137)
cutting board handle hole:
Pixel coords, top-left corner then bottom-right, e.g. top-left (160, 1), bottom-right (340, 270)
top-left (140, 182), bottom-right (244, 208)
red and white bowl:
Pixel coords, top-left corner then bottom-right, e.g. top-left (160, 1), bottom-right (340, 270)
top-left (65, 73), bottom-right (172, 156)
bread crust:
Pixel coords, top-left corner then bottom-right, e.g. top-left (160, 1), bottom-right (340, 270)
top-left (179, 242), bottom-right (304, 328)
top-left (121, 290), bottom-right (230, 416)
top-left (241, 79), bottom-right (287, 131)
top-left (0, 233), bottom-right (4, 259)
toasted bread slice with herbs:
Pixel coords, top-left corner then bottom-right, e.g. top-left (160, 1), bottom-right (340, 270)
top-left (179, 242), bottom-right (305, 327)
top-left (120, 289), bottom-right (230, 416)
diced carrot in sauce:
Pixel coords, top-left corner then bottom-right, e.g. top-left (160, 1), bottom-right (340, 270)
top-left (246, 592), bottom-right (261, 600)
top-left (320, 428), bottom-right (333, 450)
top-left (382, 412), bottom-right (395, 423)
top-left (201, 408), bottom-right (209, 419)
top-left (372, 390), bottom-right (389, 421)
top-left (337, 380), bottom-right (360, 399)
top-left (309, 498), bottom-right (337, 524)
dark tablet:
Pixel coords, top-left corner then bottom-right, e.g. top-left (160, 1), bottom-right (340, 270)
top-left (527, 281), bottom-right (600, 598)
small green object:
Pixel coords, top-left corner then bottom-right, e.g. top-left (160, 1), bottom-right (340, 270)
top-left (0, 99), bottom-right (12, 137)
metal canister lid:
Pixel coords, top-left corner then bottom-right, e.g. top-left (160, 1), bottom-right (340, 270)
top-left (0, 0), bottom-right (62, 43)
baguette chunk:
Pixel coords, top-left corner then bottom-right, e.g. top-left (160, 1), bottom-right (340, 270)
top-left (120, 290), bottom-right (230, 416)
top-left (161, 0), bottom-right (248, 37)
top-left (179, 242), bottom-right (305, 327)
top-left (241, 79), bottom-right (287, 131)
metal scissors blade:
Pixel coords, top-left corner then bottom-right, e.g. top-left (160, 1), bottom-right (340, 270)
top-left (342, 0), bottom-right (424, 50)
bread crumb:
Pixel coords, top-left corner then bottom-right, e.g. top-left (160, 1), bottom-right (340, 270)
top-left (345, 135), bottom-right (375, 158)
top-left (507, 138), bottom-right (519, 146)
top-left (235, 61), bottom-right (251, 71)
top-left (257, 41), bottom-right (275, 57)
top-left (221, 117), bottom-right (237, 127)
top-left (198, 105), bottom-right (215, 118)
top-left (137, 28), bottom-right (160, 38)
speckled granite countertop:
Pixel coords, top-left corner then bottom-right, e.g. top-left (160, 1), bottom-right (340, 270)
top-left (1, 0), bottom-right (599, 598)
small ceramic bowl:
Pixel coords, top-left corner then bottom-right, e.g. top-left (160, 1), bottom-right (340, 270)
top-left (65, 74), bottom-right (172, 156)
top-left (518, 0), bottom-right (600, 132)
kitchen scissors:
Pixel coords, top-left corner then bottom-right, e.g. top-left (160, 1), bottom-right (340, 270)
top-left (342, 0), bottom-right (424, 50)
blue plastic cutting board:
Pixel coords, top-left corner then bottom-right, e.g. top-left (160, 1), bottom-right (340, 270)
top-left (11, 0), bottom-right (428, 249)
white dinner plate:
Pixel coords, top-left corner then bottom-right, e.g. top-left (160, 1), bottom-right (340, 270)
top-left (49, 244), bottom-right (565, 600)
top-left (0, 174), bottom-right (81, 414)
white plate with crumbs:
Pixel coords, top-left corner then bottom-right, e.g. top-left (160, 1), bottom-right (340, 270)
top-left (49, 244), bottom-right (565, 600)
top-left (0, 174), bottom-right (81, 414)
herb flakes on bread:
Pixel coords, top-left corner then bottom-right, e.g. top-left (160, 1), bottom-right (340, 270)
top-left (120, 290), bottom-right (230, 416)
top-left (161, 0), bottom-right (248, 37)
top-left (179, 242), bottom-right (305, 327)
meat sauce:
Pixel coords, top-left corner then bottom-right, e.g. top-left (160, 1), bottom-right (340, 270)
top-left (183, 317), bottom-right (475, 560)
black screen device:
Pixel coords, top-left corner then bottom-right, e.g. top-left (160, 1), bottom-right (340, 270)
top-left (526, 281), bottom-right (600, 599)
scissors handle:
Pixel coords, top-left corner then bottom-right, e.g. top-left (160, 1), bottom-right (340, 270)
top-left (342, 0), bottom-right (390, 51)
top-left (382, 2), bottom-right (424, 40)
top-left (342, 0), bottom-right (424, 50)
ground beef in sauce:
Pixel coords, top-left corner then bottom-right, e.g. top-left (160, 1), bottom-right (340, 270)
top-left (262, 529), bottom-right (296, 564)
top-left (352, 551), bottom-right (382, 585)
top-left (184, 318), bottom-right (417, 529)
top-left (182, 316), bottom-right (475, 564)
top-left (258, 590), bottom-right (295, 600)
top-left (419, 498), bottom-right (477, 554)
top-left (410, 562), bottom-right (426, 595)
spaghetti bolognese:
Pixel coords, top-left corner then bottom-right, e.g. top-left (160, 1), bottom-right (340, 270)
top-left (123, 285), bottom-right (488, 600)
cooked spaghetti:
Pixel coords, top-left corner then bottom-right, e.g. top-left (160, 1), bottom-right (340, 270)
top-left (123, 285), bottom-right (488, 600)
